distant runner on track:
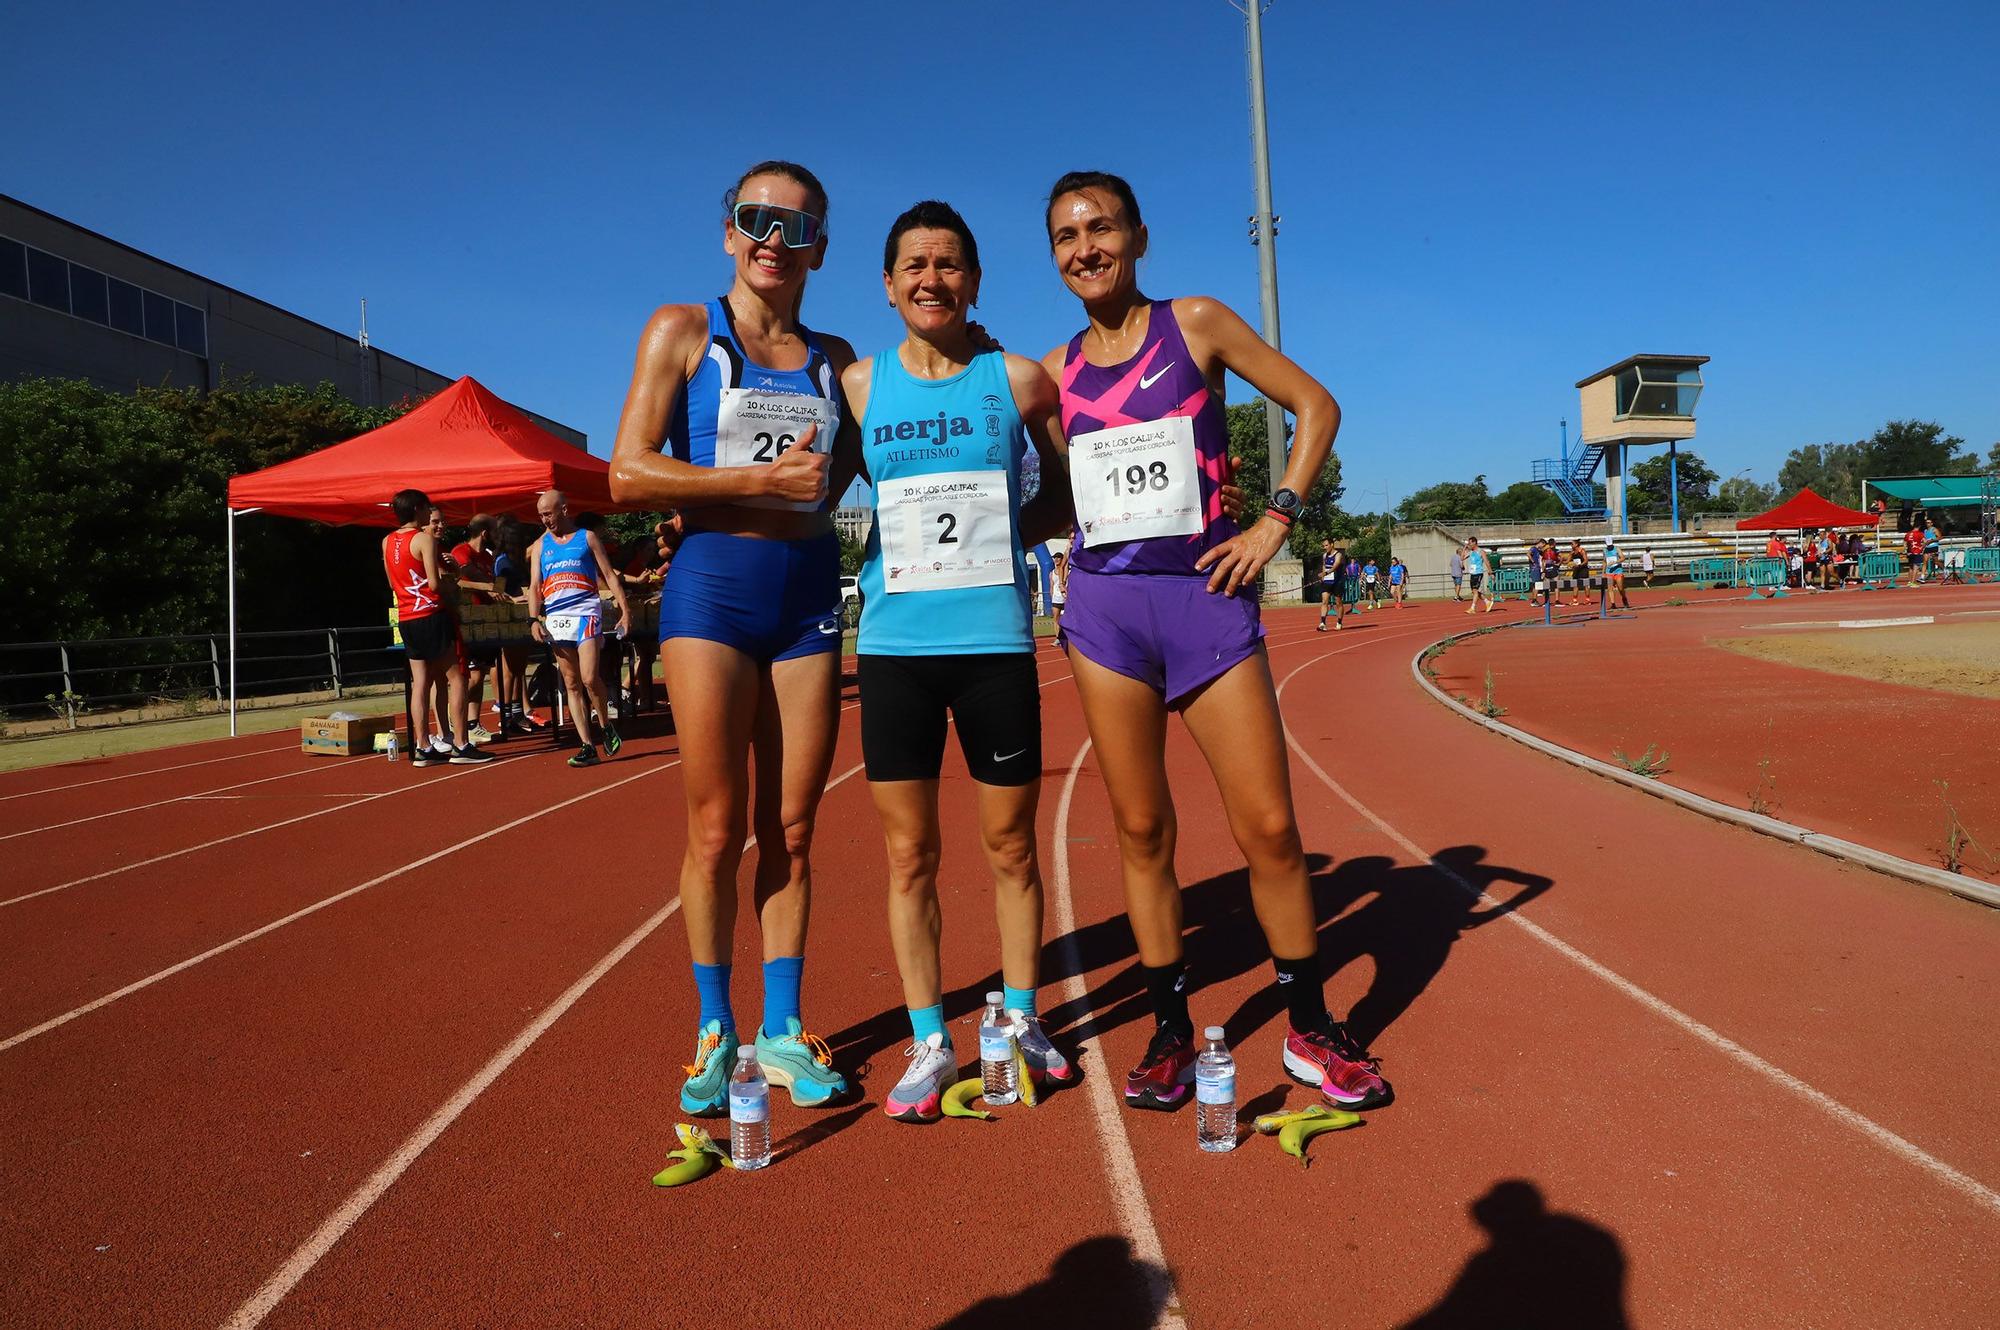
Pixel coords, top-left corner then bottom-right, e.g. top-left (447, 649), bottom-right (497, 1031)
top-left (1041, 170), bottom-right (1390, 1115)
top-left (383, 489), bottom-right (490, 768)
top-left (843, 200), bottom-right (1076, 1123)
top-left (1317, 538), bottom-right (1345, 631)
top-left (608, 161), bottom-right (856, 1115)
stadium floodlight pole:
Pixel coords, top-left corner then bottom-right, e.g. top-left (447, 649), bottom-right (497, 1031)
top-left (1232, 0), bottom-right (1287, 498)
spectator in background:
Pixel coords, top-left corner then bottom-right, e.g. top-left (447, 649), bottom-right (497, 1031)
top-left (1047, 548), bottom-right (1069, 630)
top-left (531, 492), bottom-right (632, 767)
top-left (617, 518), bottom-right (669, 714)
top-left (1527, 538), bottom-right (1547, 609)
top-left (382, 490), bottom-right (489, 767)
top-left (1800, 529), bottom-right (1819, 589)
top-left (1922, 520), bottom-right (1941, 582)
top-left (491, 516), bottom-right (543, 732)
top-left (1640, 544), bottom-right (1656, 588)
top-left (420, 507), bottom-right (466, 759)
top-left (1903, 521), bottom-right (1925, 584)
top-left (1362, 555), bottom-right (1381, 609)
top-left (1316, 538), bottom-right (1344, 632)
top-left (450, 514), bottom-right (501, 744)
top-left (1388, 554), bottom-right (1407, 608)
top-left (1449, 544), bottom-right (1466, 602)
top-left (574, 513), bottom-right (627, 716)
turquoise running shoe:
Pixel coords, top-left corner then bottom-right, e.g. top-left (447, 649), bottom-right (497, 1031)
top-left (754, 1016), bottom-right (848, 1107)
top-left (679, 1019), bottom-right (739, 1117)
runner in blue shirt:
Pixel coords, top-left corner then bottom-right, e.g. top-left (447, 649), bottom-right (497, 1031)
top-left (1362, 558), bottom-right (1381, 609)
top-left (1388, 555), bottom-right (1407, 609)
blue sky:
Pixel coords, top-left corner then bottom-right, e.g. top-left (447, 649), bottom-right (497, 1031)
top-left (5, 0), bottom-right (1995, 511)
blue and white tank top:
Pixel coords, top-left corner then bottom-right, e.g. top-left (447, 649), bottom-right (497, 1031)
top-left (857, 349), bottom-right (1033, 655)
top-left (667, 297), bottom-right (842, 512)
top-left (537, 529), bottom-right (601, 616)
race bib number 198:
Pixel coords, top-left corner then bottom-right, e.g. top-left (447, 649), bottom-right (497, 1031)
top-left (1068, 416), bottom-right (1203, 547)
top-left (878, 471), bottom-right (1013, 594)
top-left (714, 388), bottom-right (838, 511)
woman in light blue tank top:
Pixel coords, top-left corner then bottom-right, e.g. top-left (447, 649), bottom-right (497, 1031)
top-left (606, 161), bottom-right (866, 1115)
top-left (840, 202), bottom-right (1078, 1121)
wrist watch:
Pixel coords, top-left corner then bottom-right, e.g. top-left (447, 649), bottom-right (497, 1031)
top-left (1268, 488), bottom-right (1301, 520)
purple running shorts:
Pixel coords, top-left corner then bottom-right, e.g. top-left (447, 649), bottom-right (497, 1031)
top-left (1059, 566), bottom-right (1265, 707)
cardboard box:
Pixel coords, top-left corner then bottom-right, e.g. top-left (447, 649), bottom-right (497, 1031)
top-left (301, 713), bottom-right (398, 757)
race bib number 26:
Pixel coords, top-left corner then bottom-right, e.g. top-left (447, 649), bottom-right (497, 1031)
top-left (714, 388), bottom-right (838, 511)
top-left (1069, 416), bottom-right (1203, 547)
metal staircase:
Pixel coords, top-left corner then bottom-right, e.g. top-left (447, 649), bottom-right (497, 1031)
top-left (1531, 441), bottom-right (1606, 516)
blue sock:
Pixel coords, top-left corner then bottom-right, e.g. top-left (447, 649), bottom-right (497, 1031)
top-left (762, 956), bottom-right (804, 1035)
top-left (692, 962), bottom-right (733, 1035)
top-left (909, 1003), bottom-right (947, 1046)
top-left (1003, 984), bottom-right (1037, 1019)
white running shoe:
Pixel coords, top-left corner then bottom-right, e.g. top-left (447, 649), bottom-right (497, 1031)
top-left (467, 724), bottom-right (495, 745)
top-left (883, 1033), bottom-right (957, 1124)
top-left (1012, 1012), bottom-right (1075, 1084)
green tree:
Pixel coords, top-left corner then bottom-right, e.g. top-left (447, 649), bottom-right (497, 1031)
top-left (1488, 481), bottom-right (1565, 522)
top-left (1399, 475), bottom-right (1492, 524)
top-left (1777, 441), bottom-right (1865, 502)
top-left (838, 531), bottom-right (864, 576)
top-left (1858, 419), bottom-right (1974, 477)
top-left (1222, 400), bottom-right (1344, 558)
top-left (1628, 450), bottom-right (1719, 516)
top-left (1715, 475), bottom-right (1778, 513)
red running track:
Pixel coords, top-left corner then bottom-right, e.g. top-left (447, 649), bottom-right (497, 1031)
top-left (2, 606), bottom-right (1995, 1328)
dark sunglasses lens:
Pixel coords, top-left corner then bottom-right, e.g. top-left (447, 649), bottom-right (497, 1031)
top-left (735, 204), bottom-right (820, 248)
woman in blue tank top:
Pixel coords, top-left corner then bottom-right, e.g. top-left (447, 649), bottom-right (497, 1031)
top-left (608, 161), bottom-right (859, 1116)
top-left (841, 201), bottom-right (1077, 1122)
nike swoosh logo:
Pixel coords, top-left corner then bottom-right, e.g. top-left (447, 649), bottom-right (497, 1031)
top-left (993, 748), bottom-right (1028, 763)
top-left (1139, 362), bottom-right (1174, 390)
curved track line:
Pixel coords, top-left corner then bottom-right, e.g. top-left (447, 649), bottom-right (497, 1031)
top-left (1, 761), bottom-right (329, 841)
top-left (0, 739), bottom-right (298, 802)
top-left (1270, 649), bottom-right (2000, 1220)
top-left (0, 756), bottom-right (681, 1054)
top-left (220, 760), bottom-right (868, 1330)
top-left (1050, 737), bottom-right (1186, 1328)
top-left (2, 755), bottom-right (525, 910)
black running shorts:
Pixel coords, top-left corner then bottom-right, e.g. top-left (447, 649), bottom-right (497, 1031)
top-left (859, 652), bottom-right (1041, 786)
top-left (400, 612), bottom-right (454, 663)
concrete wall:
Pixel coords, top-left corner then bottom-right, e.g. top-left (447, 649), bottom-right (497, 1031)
top-left (1, 195), bottom-right (583, 446)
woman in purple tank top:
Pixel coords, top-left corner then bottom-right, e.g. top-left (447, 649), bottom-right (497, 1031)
top-left (1039, 171), bottom-right (1390, 1115)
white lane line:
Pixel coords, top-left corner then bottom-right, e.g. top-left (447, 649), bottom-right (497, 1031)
top-left (0, 739), bottom-right (297, 802)
top-left (1050, 736), bottom-right (1186, 1329)
top-left (220, 758), bottom-right (869, 1330)
top-left (0, 757), bottom-right (676, 1054)
top-left (1, 763), bottom-right (329, 841)
top-left (1271, 650), bottom-right (2000, 1220)
top-left (0, 757), bottom-right (525, 910)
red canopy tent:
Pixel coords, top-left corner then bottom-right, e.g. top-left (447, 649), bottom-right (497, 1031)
top-left (227, 375), bottom-right (626, 525)
top-left (1734, 488), bottom-right (1880, 531)
top-left (223, 376), bottom-right (637, 731)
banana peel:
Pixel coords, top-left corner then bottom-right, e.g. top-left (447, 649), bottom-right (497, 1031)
top-left (941, 1077), bottom-right (994, 1120)
top-left (1012, 1046), bottom-right (1038, 1108)
top-left (654, 1121), bottom-right (734, 1185)
top-left (1277, 1111), bottom-right (1362, 1169)
top-left (1253, 1103), bottom-right (1359, 1136)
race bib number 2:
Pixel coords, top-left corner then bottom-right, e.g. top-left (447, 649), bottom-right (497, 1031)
top-left (1069, 416), bottom-right (1203, 547)
top-left (714, 388), bottom-right (838, 511)
top-left (879, 471), bottom-right (1013, 594)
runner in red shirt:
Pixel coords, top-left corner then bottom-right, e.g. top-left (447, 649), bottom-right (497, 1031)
top-left (383, 489), bottom-right (490, 766)
top-left (1904, 525), bottom-right (1926, 584)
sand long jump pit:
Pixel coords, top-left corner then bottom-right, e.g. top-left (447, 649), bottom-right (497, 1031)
top-left (1717, 619), bottom-right (2000, 700)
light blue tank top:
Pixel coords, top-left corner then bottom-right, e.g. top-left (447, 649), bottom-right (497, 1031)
top-left (536, 529), bottom-right (601, 616)
top-left (667, 297), bottom-right (842, 512)
top-left (857, 349), bottom-right (1032, 655)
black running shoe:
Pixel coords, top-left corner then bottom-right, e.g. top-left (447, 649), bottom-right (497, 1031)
top-left (449, 745), bottom-right (495, 765)
top-left (409, 746), bottom-right (440, 768)
top-left (568, 745), bottom-right (600, 769)
top-left (603, 721), bottom-right (623, 756)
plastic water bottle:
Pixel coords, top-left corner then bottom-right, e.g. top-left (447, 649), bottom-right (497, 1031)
top-left (385, 731), bottom-right (399, 763)
top-left (979, 991), bottom-right (1018, 1106)
top-left (728, 1048), bottom-right (771, 1171)
top-left (1195, 1026), bottom-right (1236, 1153)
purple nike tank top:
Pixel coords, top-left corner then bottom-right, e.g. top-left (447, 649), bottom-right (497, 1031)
top-left (1059, 299), bottom-right (1238, 576)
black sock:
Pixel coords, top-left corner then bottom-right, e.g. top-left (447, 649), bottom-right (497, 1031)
top-left (1142, 962), bottom-right (1192, 1038)
top-left (1273, 952), bottom-right (1331, 1033)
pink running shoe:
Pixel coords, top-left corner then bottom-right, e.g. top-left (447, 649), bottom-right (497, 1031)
top-left (1285, 1022), bottom-right (1392, 1109)
top-left (884, 1033), bottom-right (955, 1125)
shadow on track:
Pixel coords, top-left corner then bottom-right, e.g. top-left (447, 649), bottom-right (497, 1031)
top-left (1398, 1180), bottom-right (1630, 1329)
top-left (1039, 846), bottom-right (1552, 1054)
top-left (929, 1234), bottom-right (1169, 1330)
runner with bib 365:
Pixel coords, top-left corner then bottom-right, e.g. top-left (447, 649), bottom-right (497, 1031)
top-left (843, 201), bottom-right (1077, 1123)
